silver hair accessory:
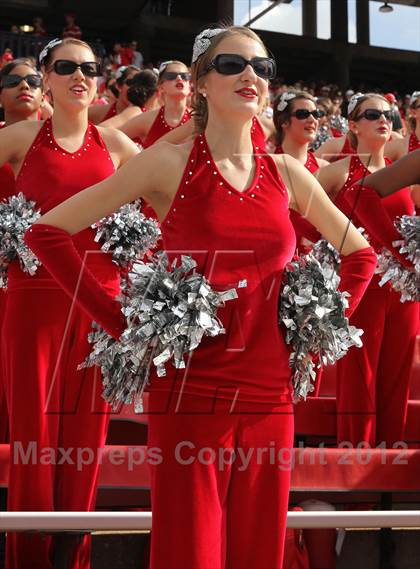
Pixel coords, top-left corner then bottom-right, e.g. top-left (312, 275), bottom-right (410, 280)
top-left (158, 60), bottom-right (174, 75)
top-left (191, 28), bottom-right (224, 64)
top-left (115, 66), bottom-right (128, 80)
top-left (39, 38), bottom-right (63, 65)
top-left (347, 92), bottom-right (365, 116)
top-left (277, 92), bottom-right (297, 112)
top-left (409, 91), bottom-right (420, 106)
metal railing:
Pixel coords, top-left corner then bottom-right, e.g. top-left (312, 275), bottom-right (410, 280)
top-left (0, 511), bottom-right (419, 532)
top-left (0, 31), bottom-right (104, 64)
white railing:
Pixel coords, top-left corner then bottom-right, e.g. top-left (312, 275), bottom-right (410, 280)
top-left (0, 511), bottom-right (419, 532)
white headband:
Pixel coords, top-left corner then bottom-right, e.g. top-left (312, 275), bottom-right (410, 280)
top-left (347, 92), bottom-right (365, 115)
top-left (39, 38), bottom-right (63, 65)
top-left (158, 60), bottom-right (175, 75)
top-left (410, 91), bottom-right (420, 106)
top-left (191, 28), bottom-right (224, 64)
top-left (277, 92), bottom-right (297, 112)
top-left (115, 65), bottom-right (127, 80)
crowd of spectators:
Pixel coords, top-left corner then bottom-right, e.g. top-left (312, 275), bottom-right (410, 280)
top-left (0, 13), bottom-right (415, 136)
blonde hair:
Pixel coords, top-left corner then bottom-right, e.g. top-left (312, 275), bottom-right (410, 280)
top-left (347, 93), bottom-right (389, 149)
top-left (42, 38), bottom-right (96, 68)
top-left (191, 26), bottom-right (268, 133)
top-left (158, 60), bottom-right (188, 85)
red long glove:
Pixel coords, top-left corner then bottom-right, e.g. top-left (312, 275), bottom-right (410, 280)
top-left (24, 224), bottom-right (125, 340)
top-left (338, 246), bottom-right (377, 318)
top-left (343, 183), bottom-right (413, 270)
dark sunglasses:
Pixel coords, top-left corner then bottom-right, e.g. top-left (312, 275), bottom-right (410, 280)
top-left (50, 59), bottom-right (101, 77)
top-left (161, 71), bottom-right (191, 81)
top-left (1, 73), bottom-right (42, 89)
top-left (291, 109), bottom-right (325, 120)
top-left (201, 54), bottom-right (276, 80)
top-left (355, 109), bottom-right (392, 121)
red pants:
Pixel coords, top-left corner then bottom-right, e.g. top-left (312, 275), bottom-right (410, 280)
top-left (2, 285), bottom-right (112, 569)
top-left (147, 390), bottom-right (294, 569)
top-left (336, 285), bottom-right (418, 447)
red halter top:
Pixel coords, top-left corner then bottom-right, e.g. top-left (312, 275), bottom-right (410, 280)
top-left (103, 101), bottom-right (117, 122)
top-left (142, 106), bottom-right (191, 149)
top-left (151, 134), bottom-right (296, 404)
top-left (275, 145), bottom-right (321, 250)
top-left (275, 146), bottom-right (320, 174)
top-left (251, 116), bottom-right (266, 151)
top-left (9, 119), bottom-right (119, 292)
top-left (408, 132), bottom-right (420, 152)
top-left (327, 135), bottom-right (355, 163)
top-left (0, 123), bottom-right (15, 202)
top-left (334, 154), bottom-right (414, 289)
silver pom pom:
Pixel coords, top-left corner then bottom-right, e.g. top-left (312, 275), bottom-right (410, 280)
top-left (0, 193), bottom-right (41, 288)
top-left (310, 125), bottom-right (331, 151)
top-left (376, 215), bottom-right (419, 303)
top-left (80, 252), bottom-right (241, 411)
top-left (92, 200), bottom-right (161, 268)
top-left (330, 115), bottom-right (348, 134)
top-left (279, 254), bottom-right (363, 401)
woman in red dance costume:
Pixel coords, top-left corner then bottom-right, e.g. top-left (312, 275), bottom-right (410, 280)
top-left (385, 91), bottom-right (420, 159)
top-left (385, 91), bottom-right (420, 211)
top-left (0, 38), bottom-right (138, 569)
top-left (273, 90), bottom-right (329, 251)
top-left (116, 60), bottom-right (191, 147)
top-left (88, 64), bottom-right (140, 124)
top-left (273, 90), bottom-right (330, 397)
top-left (25, 27), bottom-right (376, 569)
top-left (100, 69), bottom-right (160, 131)
top-left (317, 93), bottom-right (418, 448)
top-left (0, 59), bottom-right (44, 444)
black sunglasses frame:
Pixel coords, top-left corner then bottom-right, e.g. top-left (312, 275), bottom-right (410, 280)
top-left (161, 71), bottom-right (191, 81)
top-left (354, 109), bottom-right (393, 121)
top-left (49, 59), bottom-right (102, 77)
top-left (291, 109), bottom-right (325, 120)
top-left (1, 73), bottom-right (42, 89)
top-left (200, 54), bottom-right (277, 80)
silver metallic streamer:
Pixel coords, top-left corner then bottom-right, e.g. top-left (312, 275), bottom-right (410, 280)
top-left (310, 125), bottom-right (331, 151)
top-left (0, 193), bottom-right (41, 288)
top-left (92, 200), bottom-right (161, 268)
top-left (330, 115), bottom-right (348, 135)
top-left (80, 252), bottom-right (241, 412)
top-left (279, 254), bottom-right (363, 401)
top-left (376, 215), bottom-right (419, 303)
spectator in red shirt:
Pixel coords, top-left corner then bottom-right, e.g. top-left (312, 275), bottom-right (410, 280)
top-left (62, 12), bottom-right (82, 39)
top-left (1, 49), bottom-right (14, 69)
top-left (120, 43), bottom-right (134, 66)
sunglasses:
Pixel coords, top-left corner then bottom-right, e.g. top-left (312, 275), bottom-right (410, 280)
top-left (355, 109), bottom-right (392, 121)
top-left (161, 71), bottom-right (191, 81)
top-left (291, 109), bottom-right (325, 120)
top-left (49, 59), bottom-right (101, 77)
top-left (201, 54), bottom-right (276, 80)
top-left (1, 74), bottom-right (42, 89)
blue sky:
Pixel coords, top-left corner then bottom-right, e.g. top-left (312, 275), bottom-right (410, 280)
top-left (234, 0), bottom-right (420, 51)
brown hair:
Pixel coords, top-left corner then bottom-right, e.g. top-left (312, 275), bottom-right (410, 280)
top-left (191, 25), bottom-right (269, 133)
top-left (347, 93), bottom-right (389, 149)
top-left (316, 96), bottom-right (334, 117)
top-left (273, 90), bottom-right (316, 145)
top-left (0, 58), bottom-right (40, 93)
top-left (408, 94), bottom-right (420, 132)
top-left (41, 38), bottom-right (96, 69)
